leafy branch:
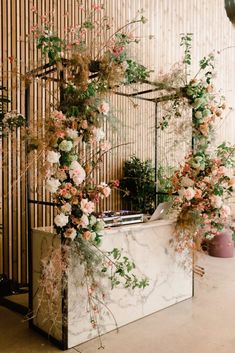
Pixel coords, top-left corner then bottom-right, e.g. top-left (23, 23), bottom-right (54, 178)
top-left (102, 248), bottom-right (149, 290)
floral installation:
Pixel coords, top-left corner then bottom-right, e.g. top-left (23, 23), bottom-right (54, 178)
top-left (0, 110), bottom-right (25, 136)
top-left (26, 4), bottom-right (150, 343)
top-left (171, 143), bottom-right (235, 252)
top-left (0, 86), bottom-right (26, 136)
top-left (157, 34), bottom-right (235, 253)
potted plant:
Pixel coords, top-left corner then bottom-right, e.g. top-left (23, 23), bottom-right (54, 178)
top-left (120, 156), bottom-right (156, 214)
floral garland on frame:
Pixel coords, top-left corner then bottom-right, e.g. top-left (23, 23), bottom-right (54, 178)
top-left (25, 5), bottom-right (150, 342)
top-left (157, 34), bottom-right (235, 253)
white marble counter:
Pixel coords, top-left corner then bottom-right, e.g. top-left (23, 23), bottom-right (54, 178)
top-left (31, 219), bottom-right (193, 349)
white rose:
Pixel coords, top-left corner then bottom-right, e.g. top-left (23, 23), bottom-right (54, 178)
top-left (66, 128), bottom-right (78, 139)
top-left (69, 160), bottom-right (86, 185)
top-left (93, 127), bottom-right (105, 142)
top-left (194, 111), bottom-right (202, 119)
top-left (182, 187), bottom-right (196, 201)
top-left (54, 213), bottom-right (69, 227)
top-left (47, 150), bottom-right (61, 164)
top-left (59, 140), bottom-right (73, 152)
top-left (61, 203), bottom-right (72, 214)
top-left (210, 195), bottom-right (223, 209)
top-left (46, 178), bottom-right (61, 193)
top-left (64, 227), bottom-right (77, 240)
top-left (80, 199), bottom-right (95, 214)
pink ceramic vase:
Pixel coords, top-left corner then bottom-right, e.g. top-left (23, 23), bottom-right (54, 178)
top-left (209, 231), bottom-right (234, 258)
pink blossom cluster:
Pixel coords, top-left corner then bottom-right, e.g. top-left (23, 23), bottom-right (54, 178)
top-left (45, 108), bottom-right (115, 243)
top-left (171, 147), bottom-right (235, 237)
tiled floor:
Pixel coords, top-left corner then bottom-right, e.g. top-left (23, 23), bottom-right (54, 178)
top-left (1, 253), bottom-right (235, 353)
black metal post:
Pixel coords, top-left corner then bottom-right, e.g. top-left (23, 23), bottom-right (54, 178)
top-left (154, 102), bottom-right (158, 208)
top-left (25, 85), bottom-right (33, 321)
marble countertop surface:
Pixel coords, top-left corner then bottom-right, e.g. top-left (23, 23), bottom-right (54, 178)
top-left (32, 218), bottom-right (176, 236)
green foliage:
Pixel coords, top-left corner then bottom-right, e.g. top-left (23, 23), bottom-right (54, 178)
top-left (120, 156), bottom-right (156, 213)
top-left (0, 86), bottom-right (10, 119)
top-left (199, 53), bottom-right (215, 84)
top-left (217, 142), bottom-right (235, 167)
top-left (125, 59), bottom-right (152, 84)
top-left (105, 248), bottom-right (149, 289)
top-left (157, 165), bottom-right (174, 203)
top-left (180, 33), bottom-right (193, 65)
top-left (37, 28), bottom-right (63, 63)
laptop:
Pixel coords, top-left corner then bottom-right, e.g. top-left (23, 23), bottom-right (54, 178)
top-left (149, 202), bottom-right (172, 221)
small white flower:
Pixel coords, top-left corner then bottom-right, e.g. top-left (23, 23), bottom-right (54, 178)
top-left (210, 195), bottom-right (223, 209)
top-left (46, 178), bottom-right (61, 193)
top-left (61, 203), bottom-right (72, 214)
top-left (59, 140), bottom-right (73, 152)
top-left (194, 111), bottom-right (202, 119)
top-left (66, 128), bottom-right (78, 139)
top-left (93, 127), bottom-right (105, 142)
top-left (54, 213), bottom-right (69, 227)
top-left (47, 150), bottom-right (61, 164)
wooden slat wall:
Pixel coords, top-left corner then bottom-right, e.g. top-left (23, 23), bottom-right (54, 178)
top-left (1, 0), bottom-right (235, 283)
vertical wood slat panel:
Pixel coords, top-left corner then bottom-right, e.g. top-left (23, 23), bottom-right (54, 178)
top-left (1, 0), bottom-right (235, 283)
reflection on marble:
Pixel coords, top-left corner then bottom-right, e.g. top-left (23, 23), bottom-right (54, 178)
top-left (32, 220), bottom-right (192, 349)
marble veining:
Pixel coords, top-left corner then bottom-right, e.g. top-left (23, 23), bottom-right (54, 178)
top-left (32, 220), bottom-right (193, 349)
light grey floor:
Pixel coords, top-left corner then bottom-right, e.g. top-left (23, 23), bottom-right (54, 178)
top-left (1, 253), bottom-right (235, 353)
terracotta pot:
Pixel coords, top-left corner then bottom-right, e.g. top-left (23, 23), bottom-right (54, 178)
top-left (208, 232), bottom-right (234, 258)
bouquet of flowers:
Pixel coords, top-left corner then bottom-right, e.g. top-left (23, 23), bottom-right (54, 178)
top-left (171, 142), bottom-right (235, 248)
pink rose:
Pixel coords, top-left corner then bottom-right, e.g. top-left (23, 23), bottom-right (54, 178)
top-left (80, 214), bottom-right (89, 227)
top-left (210, 195), bottom-right (223, 209)
top-left (195, 188), bottom-right (202, 199)
top-left (83, 230), bottom-right (92, 240)
top-left (183, 187), bottom-right (196, 201)
top-left (220, 205), bottom-right (231, 218)
top-left (69, 161), bottom-right (86, 185)
top-left (111, 179), bottom-right (120, 188)
top-left (52, 110), bottom-right (66, 120)
top-left (80, 199), bottom-right (95, 214)
top-left (98, 101), bottom-right (109, 115)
